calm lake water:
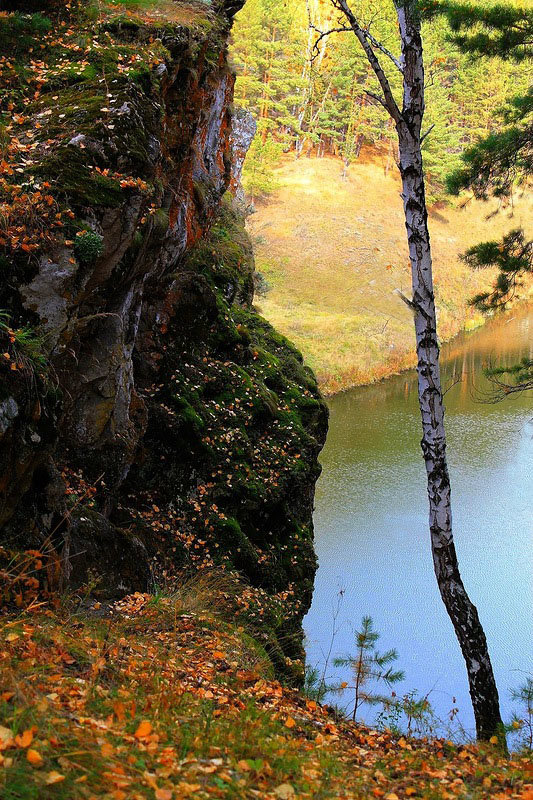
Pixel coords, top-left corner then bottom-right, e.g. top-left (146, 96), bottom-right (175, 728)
top-left (304, 306), bottom-right (533, 736)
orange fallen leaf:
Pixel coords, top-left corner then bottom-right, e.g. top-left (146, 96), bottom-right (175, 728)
top-left (26, 749), bottom-right (43, 766)
top-left (45, 771), bottom-right (65, 784)
top-left (176, 782), bottom-right (201, 796)
top-left (155, 789), bottom-right (173, 800)
top-left (285, 716), bottom-right (296, 729)
top-left (134, 720), bottom-right (152, 739)
top-left (113, 700), bottom-right (126, 721)
top-left (101, 742), bottom-right (114, 757)
top-left (15, 729), bottom-right (33, 748)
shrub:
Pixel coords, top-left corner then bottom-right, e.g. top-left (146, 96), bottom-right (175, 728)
top-left (74, 231), bottom-right (104, 266)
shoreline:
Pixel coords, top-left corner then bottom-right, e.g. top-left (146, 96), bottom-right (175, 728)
top-left (319, 301), bottom-right (532, 397)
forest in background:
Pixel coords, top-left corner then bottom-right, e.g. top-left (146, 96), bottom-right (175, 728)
top-left (230, 0), bottom-right (530, 203)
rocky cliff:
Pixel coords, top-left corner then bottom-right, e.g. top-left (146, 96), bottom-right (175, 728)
top-left (0, 1), bottom-right (327, 674)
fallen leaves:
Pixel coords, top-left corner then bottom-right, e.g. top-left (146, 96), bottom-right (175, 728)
top-left (45, 771), bottom-right (65, 784)
top-left (0, 726), bottom-right (13, 749)
top-left (274, 783), bottom-right (295, 799)
top-left (134, 720), bottom-right (153, 740)
top-left (26, 748), bottom-right (43, 767)
top-left (14, 728), bottom-right (33, 748)
top-left (0, 599), bottom-right (531, 800)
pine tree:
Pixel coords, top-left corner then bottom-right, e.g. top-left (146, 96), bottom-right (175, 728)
top-left (426, 1), bottom-right (532, 394)
top-left (334, 616), bottom-right (405, 722)
top-left (231, 0), bottom-right (528, 198)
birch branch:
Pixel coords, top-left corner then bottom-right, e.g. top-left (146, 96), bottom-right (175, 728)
top-left (331, 0), bottom-right (403, 125)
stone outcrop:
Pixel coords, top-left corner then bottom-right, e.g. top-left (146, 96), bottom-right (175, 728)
top-left (0, 2), bottom-right (327, 673)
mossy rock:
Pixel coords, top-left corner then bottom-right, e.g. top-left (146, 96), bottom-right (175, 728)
top-left (34, 149), bottom-right (124, 208)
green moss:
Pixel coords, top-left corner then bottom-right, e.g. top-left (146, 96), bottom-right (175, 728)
top-left (186, 195), bottom-right (254, 304)
top-left (0, 12), bottom-right (52, 57)
top-left (212, 516), bottom-right (259, 571)
top-left (173, 396), bottom-right (205, 435)
top-left (34, 149), bottom-right (124, 208)
top-left (151, 209), bottom-right (170, 240)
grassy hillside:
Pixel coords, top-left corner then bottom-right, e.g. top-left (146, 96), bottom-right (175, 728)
top-left (248, 153), bottom-right (533, 394)
top-left (1, 588), bottom-right (532, 799)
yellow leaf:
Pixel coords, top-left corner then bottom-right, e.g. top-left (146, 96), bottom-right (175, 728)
top-left (0, 726), bottom-right (13, 749)
top-left (489, 735), bottom-right (499, 745)
top-left (397, 737), bottom-right (408, 748)
top-left (134, 720), bottom-right (152, 739)
top-left (26, 748), bottom-right (43, 766)
top-left (274, 784), bottom-right (295, 799)
top-left (143, 770), bottom-right (158, 789)
top-left (15, 729), bottom-right (33, 748)
top-left (5, 632), bottom-right (18, 641)
top-left (45, 771), bottom-right (65, 785)
top-left (385, 794), bottom-right (399, 800)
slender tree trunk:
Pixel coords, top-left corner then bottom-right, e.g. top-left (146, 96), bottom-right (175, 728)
top-left (332, 0), bottom-right (505, 742)
top-left (394, 3), bottom-right (504, 743)
top-left (396, 124), bottom-right (504, 742)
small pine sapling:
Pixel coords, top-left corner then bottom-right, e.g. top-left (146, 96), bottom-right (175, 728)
top-left (334, 615), bottom-right (404, 722)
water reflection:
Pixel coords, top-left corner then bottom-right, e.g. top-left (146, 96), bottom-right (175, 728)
top-left (304, 307), bottom-right (533, 735)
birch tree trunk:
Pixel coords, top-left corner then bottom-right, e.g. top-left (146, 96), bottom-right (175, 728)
top-left (331, 0), bottom-right (504, 742)
top-left (394, 2), bottom-right (504, 743)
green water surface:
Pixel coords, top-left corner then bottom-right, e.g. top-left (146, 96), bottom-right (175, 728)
top-left (305, 306), bottom-right (533, 736)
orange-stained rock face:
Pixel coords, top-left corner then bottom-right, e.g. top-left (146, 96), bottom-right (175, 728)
top-left (0, 5), bottom-right (327, 677)
top-left (1, 17), bottom-right (239, 528)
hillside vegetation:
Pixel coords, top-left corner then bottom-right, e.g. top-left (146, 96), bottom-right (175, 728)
top-left (1, 590), bottom-right (533, 800)
top-left (248, 153), bottom-right (533, 394)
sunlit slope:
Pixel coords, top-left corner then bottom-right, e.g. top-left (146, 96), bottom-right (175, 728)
top-left (248, 153), bottom-right (533, 394)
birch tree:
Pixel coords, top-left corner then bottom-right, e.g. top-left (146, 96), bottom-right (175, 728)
top-left (316, 0), bottom-right (505, 742)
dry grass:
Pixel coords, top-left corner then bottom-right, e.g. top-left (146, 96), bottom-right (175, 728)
top-left (1, 594), bottom-right (531, 799)
top-left (248, 151), bottom-right (533, 394)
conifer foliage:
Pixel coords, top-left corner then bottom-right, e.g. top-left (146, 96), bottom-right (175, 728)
top-left (429, 1), bottom-right (532, 395)
top-left (230, 0), bottom-right (529, 199)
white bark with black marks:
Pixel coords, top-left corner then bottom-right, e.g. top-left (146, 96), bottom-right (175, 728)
top-left (329, 0), bottom-right (504, 742)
